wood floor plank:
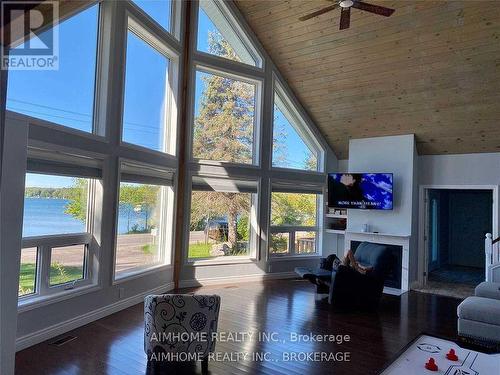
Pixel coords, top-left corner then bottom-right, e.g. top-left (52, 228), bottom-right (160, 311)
top-left (15, 279), bottom-right (462, 374)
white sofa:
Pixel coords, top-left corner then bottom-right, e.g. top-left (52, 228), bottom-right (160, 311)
top-left (457, 282), bottom-right (500, 346)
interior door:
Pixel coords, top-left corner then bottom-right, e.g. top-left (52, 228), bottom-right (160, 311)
top-left (448, 190), bottom-right (491, 269)
top-left (427, 190), bottom-right (440, 273)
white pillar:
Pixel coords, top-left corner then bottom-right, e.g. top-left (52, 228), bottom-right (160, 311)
top-left (0, 118), bottom-right (29, 374)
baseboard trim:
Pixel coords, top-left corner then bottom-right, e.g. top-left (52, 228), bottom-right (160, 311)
top-left (15, 282), bottom-right (175, 352)
top-left (179, 271), bottom-right (297, 288)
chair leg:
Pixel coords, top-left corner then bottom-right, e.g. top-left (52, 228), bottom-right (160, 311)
top-left (201, 357), bottom-right (208, 374)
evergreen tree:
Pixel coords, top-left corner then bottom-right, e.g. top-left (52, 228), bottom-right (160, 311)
top-left (191, 31), bottom-right (256, 249)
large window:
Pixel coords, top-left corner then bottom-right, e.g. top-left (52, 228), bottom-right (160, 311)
top-left (6, 5), bottom-right (99, 133)
top-left (23, 174), bottom-right (88, 237)
top-left (192, 69), bottom-right (257, 164)
top-left (270, 191), bottom-right (319, 256)
top-left (132, 0), bottom-right (172, 32)
top-left (115, 180), bottom-right (171, 276)
top-left (272, 87), bottom-right (321, 172)
top-left (20, 173), bottom-right (94, 298)
top-left (188, 177), bottom-right (257, 260)
top-left (122, 27), bottom-right (173, 153)
top-left (197, 0), bottom-right (261, 67)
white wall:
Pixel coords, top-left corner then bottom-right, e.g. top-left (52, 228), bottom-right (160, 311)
top-left (419, 153), bottom-right (500, 186)
top-left (348, 135), bottom-right (417, 235)
top-left (418, 152), bottom-right (500, 283)
top-left (338, 150), bottom-right (500, 286)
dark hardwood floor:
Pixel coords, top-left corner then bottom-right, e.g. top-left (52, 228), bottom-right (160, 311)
top-left (15, 279), bottom-right (462, 375)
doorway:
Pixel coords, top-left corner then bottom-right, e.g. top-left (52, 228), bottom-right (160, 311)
top-left (424, 189), bottom-right (493, 298)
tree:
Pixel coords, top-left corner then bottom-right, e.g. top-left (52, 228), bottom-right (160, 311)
top-left (191, 30), bottom-right (256, 249)
top-left (119, 184), bottom-right (160, 231)
top-left (193, 32), bottom-right (255, 164)
top-left (65, 178), bottom-right (88, 222)
top-left (65, 180), bottom-right (160, 233)
top-left (272, 104), bottom-right (289, 167)
top-left (271, 192), bottom-right (316, 227)
top-left (190, 191), bottom-right (250, 248)
top-left (304, 153), bottom-right (318, 171)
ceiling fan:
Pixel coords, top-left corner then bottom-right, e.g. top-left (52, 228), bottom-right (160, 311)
top-left (299, 0), bottom-right (395, 30)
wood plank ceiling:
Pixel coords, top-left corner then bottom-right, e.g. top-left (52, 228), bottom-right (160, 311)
top-left (235, 0), bottom-right (500, 158)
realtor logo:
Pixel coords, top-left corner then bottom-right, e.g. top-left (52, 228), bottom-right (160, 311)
top-left (1, 1), bottom-right (59, 70)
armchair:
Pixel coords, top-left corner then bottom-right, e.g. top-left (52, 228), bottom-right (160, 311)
top-left (327, 242), bottom-right (393, 309)
top-left (144, 294), bottom-right (221, 372)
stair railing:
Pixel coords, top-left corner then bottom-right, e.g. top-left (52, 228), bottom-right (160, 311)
top-left (485, 233), bottom-right (500, 282)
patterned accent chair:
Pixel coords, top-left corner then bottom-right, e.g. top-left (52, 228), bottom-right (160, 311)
top-left (144, 294), bottom-right (221, 373)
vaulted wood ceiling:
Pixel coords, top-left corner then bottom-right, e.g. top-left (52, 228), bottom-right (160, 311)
top-left (236, 0), bottom-right (500, 158)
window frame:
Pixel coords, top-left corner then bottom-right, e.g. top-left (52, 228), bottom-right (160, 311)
top-left (189, 64), bottom-right (263, 166)
top-left (5, 2), bottom-right (103, 139)
top-left (268, 188), bottom-right (323, 258)
top-left (271, 79), bottom-right (325, 173)
top-left (112, 161), bottom-right (175, 282)
top-left (184, 173), bottom-right (260, 265)
top-left (195, 0), bottom-right (263, 69)
top-left (119, 13), bottom-right (180, 156)
top-left (19, 170), bottom-right (97, 302)
top-left (129, 0), bottom-right (181, 40)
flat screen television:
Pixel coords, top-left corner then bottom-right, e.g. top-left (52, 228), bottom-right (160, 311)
top-left (328, 173), bottom-right (393, 210)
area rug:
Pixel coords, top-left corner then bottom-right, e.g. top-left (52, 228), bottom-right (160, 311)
top-left (381, 334), bottom-right (500, 374)
top-left (412, 281), bottom-right (475, 299)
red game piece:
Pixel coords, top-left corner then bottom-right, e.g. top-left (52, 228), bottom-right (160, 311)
top-left (425, 357), bottom-right (438, 371)
top-left (446, 348), bottom-right (458, 361)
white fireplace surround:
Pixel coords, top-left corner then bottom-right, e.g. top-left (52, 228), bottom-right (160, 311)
top-left (344, 231), bottom-right (410, 296)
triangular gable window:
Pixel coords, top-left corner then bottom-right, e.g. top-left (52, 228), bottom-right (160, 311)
top-left (272, 87), bottom-right (321, 172)
top-left (197, 0), bottom-right (262, 67)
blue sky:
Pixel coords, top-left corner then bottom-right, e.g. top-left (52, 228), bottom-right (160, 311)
top-left (25, 173), bottom-right (74, 188)
top-left (14, 3), bottom-right (314, 188)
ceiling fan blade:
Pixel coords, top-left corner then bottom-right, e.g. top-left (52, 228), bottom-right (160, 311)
top-left (339, 7), bottom-right (351, 30)
top-left (352, 1), bottom-right (395, 17)
top-left (299, 4), bottom-right (338, 21)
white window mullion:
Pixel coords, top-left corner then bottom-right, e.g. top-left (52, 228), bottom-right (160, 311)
top-left (38, 245), bottom-right (51, 296)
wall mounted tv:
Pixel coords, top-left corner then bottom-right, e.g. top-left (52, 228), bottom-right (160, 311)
top-left (328, 173), bottom-right (393, 210)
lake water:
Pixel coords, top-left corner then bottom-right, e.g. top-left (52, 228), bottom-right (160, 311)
top-left (23, 198), bottom-right (149, 237)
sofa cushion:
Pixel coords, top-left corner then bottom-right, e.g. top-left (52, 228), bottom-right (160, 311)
top-left (354, 242), bottom-right (392, 277)
top-left (475, 281), bottom-right (500, 300)
top-left (458, 296), bottom-right (500, 326)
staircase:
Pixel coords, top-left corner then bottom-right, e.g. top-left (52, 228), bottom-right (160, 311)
top-left (485, 233), bottom-right (500, 282)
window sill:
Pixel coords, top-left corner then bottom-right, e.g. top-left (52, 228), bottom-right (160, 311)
top-left (269, 254), bottom-right (321, 262)
top-left (17, 283), bottom-right (100, 313)
top-left (113, 264), bottom-right (173, 284)
top-left (187, 256), bottom-right (256, 267)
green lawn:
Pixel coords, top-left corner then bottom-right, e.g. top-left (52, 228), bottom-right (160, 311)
top-left (19, 263), bottom-right (83, 296)
top-left (188, 243), bottom-right (212, 258)
top-left (188, 242), bottom-right (249, 258)
top-left (141, 243), bottom-right (157, 255)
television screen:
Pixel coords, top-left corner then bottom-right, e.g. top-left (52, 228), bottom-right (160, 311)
top-left (328, 173), bottom-right (393, 210)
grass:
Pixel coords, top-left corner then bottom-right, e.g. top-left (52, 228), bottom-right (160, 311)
top-left (141, 243), bottom-right (157, 255)
top-left (19, 263), bottom-right (83, 296)
top-left (188, 243), bottom-right (212, 258)
top-left (188, 242), bottom-right (250, 258)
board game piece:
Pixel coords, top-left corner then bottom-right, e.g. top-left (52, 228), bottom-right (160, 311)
top-left (446, 348), bottom-right (458, 361)
top-left (425, 357), bottom-right (438, 371)
top-left (381, 335), bottom-right (500, 375)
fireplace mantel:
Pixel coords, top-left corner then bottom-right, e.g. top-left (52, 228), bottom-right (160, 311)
top-left (344, 231), bottom-right (411, 295)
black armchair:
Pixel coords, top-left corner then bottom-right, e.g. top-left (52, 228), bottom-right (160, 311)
top-left (327, 242), bottom-right (393, 309)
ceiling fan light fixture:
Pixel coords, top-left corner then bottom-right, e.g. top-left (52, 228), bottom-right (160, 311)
top-left (339, 0), bottom-right (354, 8)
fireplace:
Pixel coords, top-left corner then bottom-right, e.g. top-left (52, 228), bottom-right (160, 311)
top-left (351, 240), bottom-right (402, 290)
top-left (344, 231), bottom-right (411, 294)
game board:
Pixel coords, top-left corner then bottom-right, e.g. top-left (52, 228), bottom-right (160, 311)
top-left (381, 335), bottom-right (500, 374)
